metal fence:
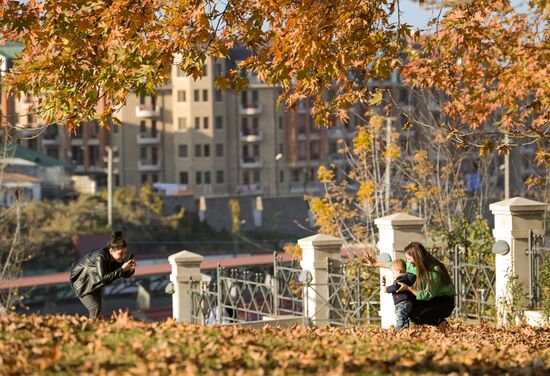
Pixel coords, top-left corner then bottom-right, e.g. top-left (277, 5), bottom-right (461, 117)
top-left (528, 229), bottom-right (550, 310)
top-left (189, 253), bottom-right (380, 326)
top-left (433, 246), bottom-right (496, 321)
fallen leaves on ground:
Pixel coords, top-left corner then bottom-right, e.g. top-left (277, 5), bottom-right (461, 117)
top-left (0, 312), bottom-right (548, 375)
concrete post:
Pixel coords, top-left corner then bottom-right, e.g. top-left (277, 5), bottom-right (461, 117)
top-left (375, 213), bottom-right (425, 329)
top-left (298, 233), bottom-right (342, 327)
top-left (489, 197), bottom-right (546, 326)
top-left (168, 250), bottom-right (204, 323)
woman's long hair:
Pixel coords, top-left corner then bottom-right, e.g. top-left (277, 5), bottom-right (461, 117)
top-left (108, 230), bottom-right (127, 250)
top-left (405, 242), bottom-right (452, 291)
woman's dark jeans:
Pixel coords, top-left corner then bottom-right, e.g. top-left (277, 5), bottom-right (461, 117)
top-left (410, 295), bottom-right (455, 326)
top-left (79, 289), bottom-right (103, 319)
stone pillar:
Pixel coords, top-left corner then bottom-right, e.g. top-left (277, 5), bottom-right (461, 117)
top-left (168, 250), bottom-right (204, 323)
top-left (489, 197), bottom-right (546, 326)
top-left (375, 213), bottom-right (425, 329)
top-left (298, 234), bottom-right (342, 327)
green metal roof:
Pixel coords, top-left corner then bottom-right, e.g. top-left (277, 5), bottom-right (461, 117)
top-left (0, 42), bottom-right (24, 68)
top-left (2, 143), bottom-right (73, 170)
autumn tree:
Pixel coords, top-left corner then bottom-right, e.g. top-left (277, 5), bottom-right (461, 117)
top-left (0, 0), bottom-right (547, 243)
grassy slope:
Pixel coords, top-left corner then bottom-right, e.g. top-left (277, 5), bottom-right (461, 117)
top-left (1, 313), bottom-right (549, 375)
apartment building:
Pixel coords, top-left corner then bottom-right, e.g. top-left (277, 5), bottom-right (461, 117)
top-left (2, 44), bottom-right (536, 200)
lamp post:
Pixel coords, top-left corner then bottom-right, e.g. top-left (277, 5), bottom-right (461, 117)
top-left (105, 146), bottom-right (119, 228)
top-left (275, 152), bottom-right (283, 196)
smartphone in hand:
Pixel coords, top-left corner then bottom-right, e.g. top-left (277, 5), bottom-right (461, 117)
top-left (129, 253), bottom-right (135, 261)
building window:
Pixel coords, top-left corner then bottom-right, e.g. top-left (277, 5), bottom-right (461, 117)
top-left (253, 144), bottom-right (260, 157)
top-left (178, 117), bottom-right (187, 130)
top-left (298, 141), bottom-right (307, 160)
top-left (71, 146), bottom-right (83, 165)
top-left (215, 89), bottom-right (223, 102)
top-left (216, 170), bottom-right (224, 184)
top-left (196, 171), bottom-right (202, 185)
top-left (203, 117), bottom-right (209, 129)
top-left (140, 120), bottom-right (146, 133)
top-left (252, 90), bottom-right (258, 105)
top-left (202, 64), bottom-right (208, 77)
top-left (291, 169), bottom-right (301, 182)
top-left (195, 144), bottom-right (202, 157)
top-left (140, 147), bottom-right (147, 160)
top-left (115, 174), bottom-right (120, 186)
top-left (215, 116), bottom-right (223, 130)
top-left (151, 146), bottom-right (158, 163)
top-left (177, 90), bottom-right (186, 102)
top-left (202, 89), bottom-right (208, 101)
top-left (178, 144), bottom-right (188, 158)
top-left (279, 170), bottom-right (284, 183)
top-left (194, 117), bottom-right (200, 130)
top-left (139, 94), bottom-right (146, 105)
top-left (215, 63), bottom-right (223, 76)
top-left (279, 143), bottom-right (284, 154)
top-left (141, 174), bottom-right (148, 184)
top-left (180, 171), bottom-right (188, 184)
top-left (194, 89), bottom-right (200, 102)
top-left (215, 143), bottom-right (223, 157)
top-left (204, 171), bottom-right (211, 184)
top-left (310, 141), bottom-right (320, 160)
top-left (253, 170), bottom-right (260, 183)
top-left (152, 173), bottom-right (158, 183)
top-left (176, 66), bottom-right (185, 77)
top-left (297, 114), bottom-right (307, 134)
top-left (46, 147), bottom-right (59, 158)
top-left (89, 145), bottom-right (99, 165)
top-left (151, 120), bottom-right (157, 137)
top-left (243, 171), bottom-right (250, 185)
top-left (329, 141), bottom-right (338, 154)
top-left (204, 144), bottom-right (210, 157)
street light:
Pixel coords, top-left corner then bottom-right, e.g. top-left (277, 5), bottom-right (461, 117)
top-left (104, 146), bottom-right (119, 227)
top-left (275, 153), bottom-right (283, 196)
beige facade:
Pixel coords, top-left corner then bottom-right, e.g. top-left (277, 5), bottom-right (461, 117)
top-left (4, 44), bottom-right (540, 201)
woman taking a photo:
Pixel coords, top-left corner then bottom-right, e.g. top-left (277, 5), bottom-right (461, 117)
top-left (70, 230), bottom-right (136, 319)
top-left (367, 241), bottom-right (455, 326)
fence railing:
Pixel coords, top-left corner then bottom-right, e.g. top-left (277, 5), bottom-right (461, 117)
top-left (189, 253), bottom-right (381, 326)
top-left (528, 229), bottom-right (550, 310)
top-left (433, 247), bottom-right (496, 321)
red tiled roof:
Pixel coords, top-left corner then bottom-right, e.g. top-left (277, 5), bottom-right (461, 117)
top-left (1, 172), bottom-right (44, 183)
top-left (0, 253), bottom-right (293, 289)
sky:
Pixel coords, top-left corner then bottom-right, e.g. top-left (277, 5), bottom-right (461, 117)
top-left (396, 0), bottom-right (443, 30)
top-left (397, 0), bottom-right (528, 30)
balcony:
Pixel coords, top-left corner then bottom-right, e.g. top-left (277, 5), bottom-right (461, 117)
top-left (289, 182), bottom-right (322, 194)
top-left (138, 160), bottom-right (161, 171)
top-left (42, 135), bottom-right (59, 145)
top-left (235, 183), bottom-right (264, 195)
top-left (239, 102), bottom-right (263, 115)
top-left (327, 128), bottom-right (344, 139)
top-left (327, 153), bottom-right (345, 164)
top-left (296, 102), bottom-right (309, 114)
top-left (137, 133), bottom-right (161, 144)
top-left (240, 130), bottom-right (263, 142)
top-left (20, 101), bottom-right (33, 110)
top-left (240, 157), bottom-right (264, 169)
top-left (135, 105), bottom-right (160, 118)
top-left (247, 73), bottom-right (268, 88)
